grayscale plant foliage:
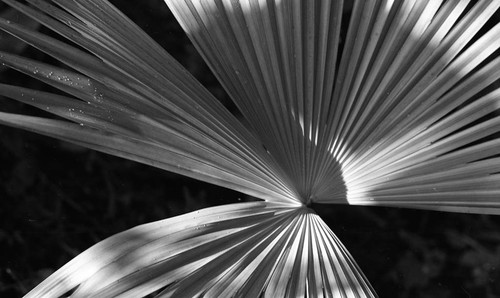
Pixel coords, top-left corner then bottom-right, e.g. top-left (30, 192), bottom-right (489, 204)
top-left (0, 0), bottom-right (499, 297)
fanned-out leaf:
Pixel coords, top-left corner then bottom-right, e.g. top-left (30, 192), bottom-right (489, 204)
top-left (1, 0), bottom-right (500, 297)
top-left (333, 1), bottom-right (500, 212)
top-left (166, 0), bottom-right (348, 202)
top-left (166, 0), bottom-right (500, 210)
top-left (25, 202), bottom-right (374, 298)
top-left (0, 0), bottom-right (299, 205)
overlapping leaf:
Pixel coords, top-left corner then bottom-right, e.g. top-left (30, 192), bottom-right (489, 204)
top-left (1, 0), bottom-right (500, 297)
top-left (167, 0), bottom-right (500, 209)
top-left (24, 202), bottom-right (374, 298)
top-left (0, 0), bottom-right (298, 204)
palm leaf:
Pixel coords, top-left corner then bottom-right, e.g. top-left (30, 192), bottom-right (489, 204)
top-left (24, 202), bottom-right (376, 297)
top-left (1, 0), bottom-right (499, 297)
top-left (0, 0), bottom-right (298, 204)
top-left (24, 202), bottom-right (374, 297)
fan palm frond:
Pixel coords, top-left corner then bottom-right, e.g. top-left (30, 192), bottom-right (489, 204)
top-left (1, 0), bottom-right (499, 297)
top-left (26, 202), bottom-right (373, 297)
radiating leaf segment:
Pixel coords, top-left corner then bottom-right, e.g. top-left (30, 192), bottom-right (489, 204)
top-left (0, 0), bottom-right (499, 296)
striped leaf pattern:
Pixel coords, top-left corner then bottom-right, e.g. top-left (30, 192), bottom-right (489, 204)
top-left (0, 0), bottom-right (499, 297)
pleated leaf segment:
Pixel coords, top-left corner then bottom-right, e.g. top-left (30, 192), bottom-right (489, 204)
top-left (0, 0), bottom-right (499, 297)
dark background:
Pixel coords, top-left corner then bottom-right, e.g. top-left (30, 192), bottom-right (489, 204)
top-left (0, 1), bottom-right (499, 297)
